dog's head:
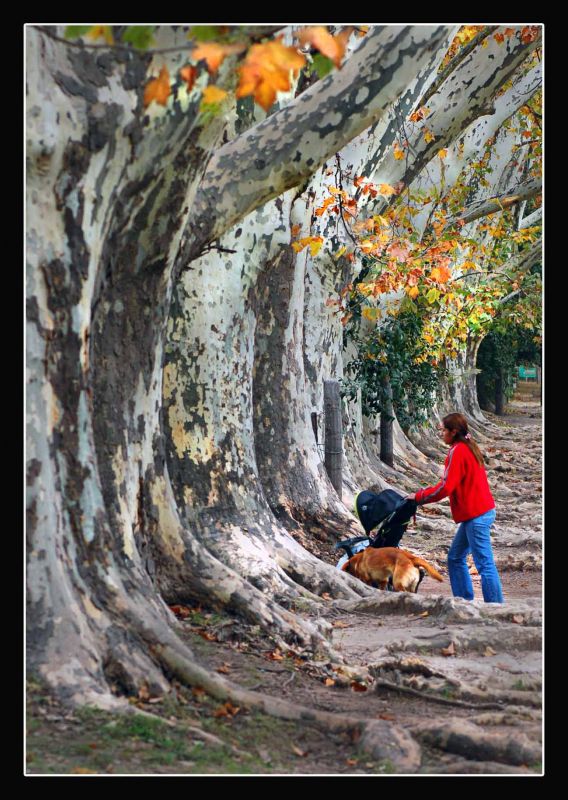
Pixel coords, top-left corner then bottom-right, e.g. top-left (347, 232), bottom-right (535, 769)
top-left (341, 552), bottom-right (363, 576)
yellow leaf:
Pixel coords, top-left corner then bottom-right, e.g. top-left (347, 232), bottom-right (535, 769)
top-left (362, 307), bottom-right (379, 322)
top-left (201, 85), bottom-right (228, 107)
top-left (87, 25), bottom-right (114, 44)
top-left (378, 183), bottom-right (397, 197)
top-left (236, 39), bottom-right (306, 111)
top-left (144, 66), bottom-right (171, 108)
top-left (423, 129), bottom-right (436, 144)
top-left (406, 286), bottom-right (419, 299)
top-left (393, 142), bottom-right (405, 160)
top-left (430, 266), bottom-right (451, 283)
top-left (309, 238), bottom-right (323, 256)
top-left (193, 42), bottom-right (246, 74)
top-left (438, 148), bottom-right (448, 160)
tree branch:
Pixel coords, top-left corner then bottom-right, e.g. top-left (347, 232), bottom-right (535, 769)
top-left (446, 178), bottom-right (541, 227)
top-left (184, 25), bottom-right (451, 251)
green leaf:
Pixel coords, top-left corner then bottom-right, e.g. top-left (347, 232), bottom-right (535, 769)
top-left (64, 26), bottom-right (94, 39)
top-left (122, 26), bottom-right (156, 50)
top-left (426, 288), bottom-right (440, 304)
top-left (312, 53), bottom-right (334, 79)
top-left (189, 26), bottom-right (225, 42)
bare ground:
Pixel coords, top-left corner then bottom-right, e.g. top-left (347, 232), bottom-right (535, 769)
top-left (26, 391), bottom-right (542, 776)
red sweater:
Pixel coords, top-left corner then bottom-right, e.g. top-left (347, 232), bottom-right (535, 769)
top-left (416, 441), bottom-right (495, 523)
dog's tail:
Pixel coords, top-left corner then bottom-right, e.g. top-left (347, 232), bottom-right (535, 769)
top-left (400, 550), bottom-right (444, 582)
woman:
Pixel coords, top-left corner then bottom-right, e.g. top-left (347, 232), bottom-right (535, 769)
top-left (407, 412), bottom-right (503, 603)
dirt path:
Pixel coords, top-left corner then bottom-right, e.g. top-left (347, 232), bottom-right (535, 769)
top-left (27, 395), bottom-right (542, 775)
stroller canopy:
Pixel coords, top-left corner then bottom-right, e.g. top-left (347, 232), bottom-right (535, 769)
top-left (354, 489), bottom-right (416, 535)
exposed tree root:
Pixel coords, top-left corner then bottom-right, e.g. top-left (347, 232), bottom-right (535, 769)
top-left (409, 718), bottom-right (541, 766)
top-left (153, 640), bottom-right (421, 771)
top-left (373, 679), bottom-right (504, 710)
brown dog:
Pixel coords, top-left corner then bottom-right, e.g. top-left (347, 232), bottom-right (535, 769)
top-left (341, 547), bottom-right (443, 593)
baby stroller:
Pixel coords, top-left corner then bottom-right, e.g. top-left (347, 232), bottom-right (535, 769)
top-left (335, 489), bottom-right (418, 584)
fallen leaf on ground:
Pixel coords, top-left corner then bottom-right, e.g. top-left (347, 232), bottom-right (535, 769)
top-left (71, 767), bottom-right (97, 774)
top-left (512, 615), bottom-right (525, 624)
top-left (350, 681), bottom-right (368, 692)
top-left (441, 642), bottom-right (456, 657)
top-left (346, 758), bottom-right (358, 766)
top-left (484, 646), bottom-right (497, 657)
top-left (216, 663), bottom-right (231, 674)
top-left (321, 592), bottom-right (332, 600)
top-left (213, 701), bottom-right (240, 718)
top-left (332, 620), bottom-right (350, 628)
top-left (378, 713), bottom-right (396, 720)
top-left (292, 744), bottom-right (309, 757)
top-left (324, 678), bottom-right (336, 686)
top-left (169, 604), bottom-right (191, 619)
top-left (266, 649), bottom-right (284, 661)
top-left (198, 630), bottom-right (217, 641)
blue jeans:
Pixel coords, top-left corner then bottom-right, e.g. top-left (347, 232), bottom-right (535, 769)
top-left (447, 508), bottom-right (504, 603)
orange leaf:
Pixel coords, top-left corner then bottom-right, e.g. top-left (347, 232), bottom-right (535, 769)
top-left (324, 678), bottom-right (336, 686)
top-left (378, 712), bottom-right (396, 720)
top-left (193, 42), bottom-right (246, 74)
top-left (378, 183), bottom-right (397, 197)
top-left (350, 681), bottom-right (368, 692)
top-left (216, 663), bottom-right (231, 674)
top-left (169, 604), bottom-right (191, 619)
top-left (144, 66), bottom-right (171, 108)
top-left (430, 266), bottom-right (451, 283)
top-left (236, 39), bottom-right (306, 111)
top-left (291, 224), bottom-right (302, 236)
top-left (493, 32), bottom-right (505, 44)
top-left (441, 642), bottom-right (456, 656)
top-left (321, 592), bottom-right (332, 600)
top-left (180, 65), bottom-right (198, 91)
top-left (297, 26), bottom-right (350, 68)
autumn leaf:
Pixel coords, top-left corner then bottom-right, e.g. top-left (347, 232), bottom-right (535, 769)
top-left (321, 592), bottom-right (332, 600)
top-left (180, 65), bottom-right (198, 92)
top-left (324, 678), bottom-right (336, 686)
top-left (298, 26), bottom-right (352, 68)
top-left (292, 744), bottom-right (309, 757)
top-left (346, 758), bottom-right (358, 766)
top-left (438, 148), bottom-right (448, 160)
top-left (292, 236), bottom-right (324, 256)
top-left (393, 142), bottom-right (405, 160)
top-left (144, 66), bottom-right (171, 108)
top-left (484, 646), bottom-right (497, 657)
top-left (430, 266), bottom-right (452, 284)
top-left (213, 701), bottom-right (240, 718)
top-left (169, 604), bottom-right (191, 618)
top-left (72, 767), bottom-right (97, 774)
top-left (291, 224), bottom-right (302, 237)
top-left (441, 642), bottom-right (456, 656)
top-left (493, 32), bottom-right (505, 44)
top-left (350, 681), bottom-right (368, 692)
top-left (192, 42), bottom-right (246, 74)
top-left (332, 620), bottom-right (350, 628)
top-left (512, 614), bottom-right (525, 624)
top-left (409, 106), bottom-right (430, 122)
top-left (200, 85), bottom-right (228, 111)
top-left (87, 25), bottom-right (114, 45)
top-left (237, 39), bottom-right (306, 111)
top-left (388, 242), bottom-right (410, 262)
top-left (216, 663), bottom-right (231, 674)
top-left (378, 183), bottom-right (397, 197)
top-left (406, 286), bottom-right (419, 300)
top-left (378, 712), bottom-right (396, 720)
top-left (266, 648), bottom-right (285, 661)
top-left (521, 26), bottom-right (540, 44)
top-left (198, 629), bottom-right (217, 641)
